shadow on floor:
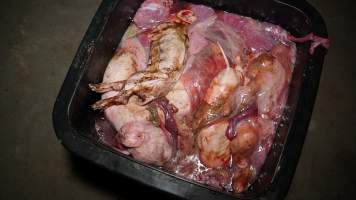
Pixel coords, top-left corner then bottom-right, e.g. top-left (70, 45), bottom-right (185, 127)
top-left (68, 153), bottom-right (182, 200)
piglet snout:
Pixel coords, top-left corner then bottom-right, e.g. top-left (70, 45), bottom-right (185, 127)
top-left (118, 121), bottom-right (147, 148)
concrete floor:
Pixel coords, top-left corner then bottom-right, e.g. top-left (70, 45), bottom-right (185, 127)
top-left (0, 0), bottom-right (355, 199)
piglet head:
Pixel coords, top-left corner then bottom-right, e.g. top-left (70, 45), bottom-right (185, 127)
top-left (118, 121), bottom-right (147, 148)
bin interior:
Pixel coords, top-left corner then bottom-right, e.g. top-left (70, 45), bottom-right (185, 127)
top-left (57, 0), bottom-right (326, 198)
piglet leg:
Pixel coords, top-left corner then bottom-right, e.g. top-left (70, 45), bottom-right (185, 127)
top-left (89, 81), bottom-right (125, 93)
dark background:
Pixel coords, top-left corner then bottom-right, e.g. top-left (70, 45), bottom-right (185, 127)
top-left (1, 0), bottom-right (355, 199)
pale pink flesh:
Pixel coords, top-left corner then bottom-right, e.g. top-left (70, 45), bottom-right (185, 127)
top-left (133, 0), bottom-right (171, 29)
top-left (218, 11), bottom-right (289, 53)
top-left (189, 4), bottom-right (215, 24)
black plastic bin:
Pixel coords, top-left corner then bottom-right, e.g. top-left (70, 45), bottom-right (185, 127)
top-left (52, 0), bottom-right (328, 199)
